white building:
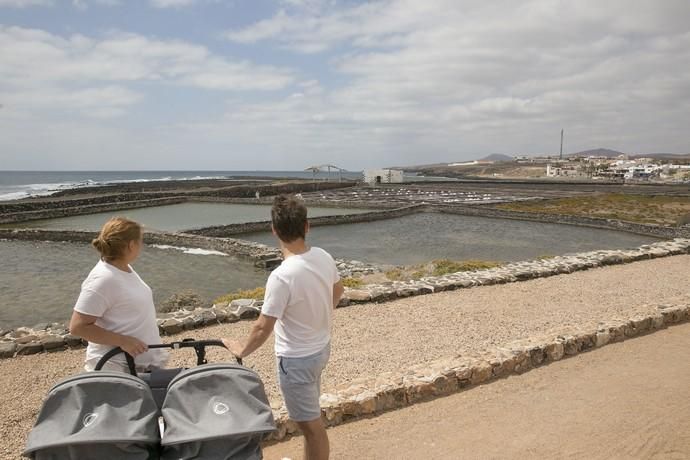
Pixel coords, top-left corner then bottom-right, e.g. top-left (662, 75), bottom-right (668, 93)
top-left (363, 169), bottom-right (404, 184)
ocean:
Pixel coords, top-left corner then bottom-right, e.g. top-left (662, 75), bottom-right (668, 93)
top-left (0, 170), bottom-right (366, 201)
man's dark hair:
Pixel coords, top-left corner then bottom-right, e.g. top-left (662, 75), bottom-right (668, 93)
top-left (271, 194), bottom-right (308, 242)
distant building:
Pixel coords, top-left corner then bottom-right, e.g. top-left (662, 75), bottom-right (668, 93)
top-left (363, 169), bottom-right (404, 185)
top-left (546, 163), bottom-right (585, 178)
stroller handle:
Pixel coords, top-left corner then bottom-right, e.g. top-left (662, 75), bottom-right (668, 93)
top-left (94, 339), bottom-right (242, 376)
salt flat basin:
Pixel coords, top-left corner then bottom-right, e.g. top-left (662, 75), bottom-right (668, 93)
top-left (6, 202), bottom-right (374, 232)
top-left (241, 212), bottom-right (660, 265)
top-left (0, 240), bottom-right (268, 329)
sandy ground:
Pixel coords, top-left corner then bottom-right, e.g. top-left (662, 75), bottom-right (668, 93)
top-left (1, 255), bottom-right (689, 459)
top-left (264, 322), bottom-right (690, 460)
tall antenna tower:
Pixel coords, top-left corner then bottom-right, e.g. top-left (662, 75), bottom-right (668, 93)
top-left (559, 129), bottom-right (564, 160)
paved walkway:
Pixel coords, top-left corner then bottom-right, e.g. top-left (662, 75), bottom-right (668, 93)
top-left (264, 323), bottom-right (690, 460)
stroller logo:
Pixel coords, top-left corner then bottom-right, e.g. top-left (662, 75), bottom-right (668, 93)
top-left (213, 402), bottom-right (230, 415)
top-left (82, 413), bottom-right (98, 427)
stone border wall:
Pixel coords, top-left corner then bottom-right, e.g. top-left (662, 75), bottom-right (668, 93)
top-left (0, 228), bottom-right (283, 267)
top-left (339, 238), bottom-right (690, 305)
top-left (2, 238), bottom-right (688, 359)
top-left (0, 181), bottom-right (357, 225)
top-left (179, 202), bottom-right (689, 240)
top-left (267, 302), bottom-right (690, 441)
top-left (435, 205), bottom-right (690, 239)
top-left (184, 205), bottom-right (424, 237)
top-left (0, 197), bottom-right (188, 224)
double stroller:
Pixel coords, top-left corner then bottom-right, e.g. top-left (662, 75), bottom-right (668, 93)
top-left (23, 339), bottom-right (276, 459)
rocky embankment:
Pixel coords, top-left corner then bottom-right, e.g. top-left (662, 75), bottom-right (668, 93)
top-left (2, 238), bottom-right (687, 359)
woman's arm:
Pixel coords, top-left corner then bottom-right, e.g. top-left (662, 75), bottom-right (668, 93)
top-left (69, 311), bottom-right (148, 356)
top-left (333, 280), bottom-right (345, 309)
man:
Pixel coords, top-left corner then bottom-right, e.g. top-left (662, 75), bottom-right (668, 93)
top-left (223, 194), bottom-right (344, 460)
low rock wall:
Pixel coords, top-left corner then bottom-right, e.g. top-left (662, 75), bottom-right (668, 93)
top-left (339, 238), bottom-right (690, 305)
top-left (268, 302), bottom-right (690, 440)
top-left (184, 181), bottom-right (357, 199)
top-left (0, 228), bottom-right (283, 267)
top-left (0, 181), bottom-right (357, 225)
top-left (435, 205), bottom-right (690, 239)
top-left (0, 197), bottom-right (187, 224)
top-left (185, 205), bottom-right (424, 237)
top-left (2, 238), bottom-right (688, 359)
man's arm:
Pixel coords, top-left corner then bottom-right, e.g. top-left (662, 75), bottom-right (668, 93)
top-left (333, 280), bottom-right (345, 309)
top-left (222, 313), bottom-right (277, 359)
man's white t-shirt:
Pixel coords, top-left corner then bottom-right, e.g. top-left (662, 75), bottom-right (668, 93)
top-left (261, 247), bottom-right (339, 358)
top-left (74, 260), bottom-right (167, 368)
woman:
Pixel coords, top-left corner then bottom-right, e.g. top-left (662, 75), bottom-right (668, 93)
top-left (69, 216), bottom-right (168, 372)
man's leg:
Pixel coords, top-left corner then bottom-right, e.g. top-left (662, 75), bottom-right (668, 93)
top-left (297, 417), bottom-right (329, 460)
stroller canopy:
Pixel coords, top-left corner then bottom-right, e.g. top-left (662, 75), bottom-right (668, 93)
top-left (161, 363), bottom-right (276, 446)
top-left (23, 371), bottom-right (160, 459)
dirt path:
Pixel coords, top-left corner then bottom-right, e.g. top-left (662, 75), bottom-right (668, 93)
top-left (265, 322), bottom-right (690, 460)
top-left (1, 256), bottom-right (689, 459)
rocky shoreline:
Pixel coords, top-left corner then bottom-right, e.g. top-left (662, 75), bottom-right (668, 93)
top-left (2, 238), bottom-right (687, 360)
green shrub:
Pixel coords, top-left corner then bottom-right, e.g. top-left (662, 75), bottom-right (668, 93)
top-left (385, 269), bottom-right (405, 281)
top-left (342, 277), bottom-right (364, 288)
top-left (410, 270), bottom-right (426, 280)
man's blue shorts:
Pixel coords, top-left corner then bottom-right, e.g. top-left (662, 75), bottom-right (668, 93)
top-left (276, 342), bottom-right (331, 422)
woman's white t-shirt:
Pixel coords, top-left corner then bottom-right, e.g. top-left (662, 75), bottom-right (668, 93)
top-left (74, 260), bottom-right (167, 369)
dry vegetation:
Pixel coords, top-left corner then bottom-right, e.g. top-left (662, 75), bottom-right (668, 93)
top-left (213, 287), bottom-right (266, 304)
top-left (360, 259), bottom-right (504, 284)
top-left (495, 193), bottom-right (690, 226)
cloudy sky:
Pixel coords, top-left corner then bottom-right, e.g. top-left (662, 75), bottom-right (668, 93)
top-left (1, 0), bottom-right (688, 170)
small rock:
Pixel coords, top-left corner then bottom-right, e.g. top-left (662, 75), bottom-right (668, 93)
top-left (229, 299), bottom-right (255, 309)
top-left (161, 319), bottom-right (183, 335)
top-left (40, 335), bottom-right (66, 351)
top-left (64, 334), bottom-right (85, 348)
top-left (336, 297), bottom-right (351, 308)
top-left (346, 290), bottom-right (371, 302)
top-left (0, 342), bottom-right (16, 359)
top-left (16, 341), bottom-right (44, 356)
top-left (15, 334), bottom-right (38, 344)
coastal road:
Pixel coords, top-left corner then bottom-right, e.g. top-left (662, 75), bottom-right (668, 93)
top-left (264, 322), bottom-right (690, 460)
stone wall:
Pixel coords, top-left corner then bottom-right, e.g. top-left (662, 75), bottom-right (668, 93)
top-left (0, 181), bottom-right (357, 225)
top-left (2, 238), bottom-right (687, 359)
top-left (339, 238), bottom-right (690, 305)
top-left (184, 181), bottom-right (357, 199)
top-left (435, 205), bottom-right (690, 239)
top-left (268, 302), bottom-right (690, 440)
top-left (0, 197), bottom-right (187, 224)
top-left (0, 228), bottom-right (283, 267)
top-left (185, 205), bottom-right (424, 237)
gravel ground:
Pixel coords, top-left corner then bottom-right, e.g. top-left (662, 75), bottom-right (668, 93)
top-left (2, 255), bottom-right (689, 459)
top-left (265, 322), bottom-right (690, 459)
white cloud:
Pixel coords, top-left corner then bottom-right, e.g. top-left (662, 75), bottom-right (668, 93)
top-left (214, 0), bottom-right (690, 167)
top-left (150, 0), bottom-right (197, 8)
top-left (0, 26), bottom-right (295, 118)
top-left (0, 0), bottom-right (51, 7)
top-left (2, 0), bottom-right (690, 170)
